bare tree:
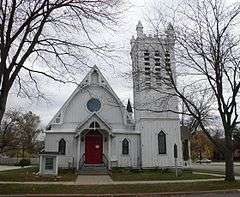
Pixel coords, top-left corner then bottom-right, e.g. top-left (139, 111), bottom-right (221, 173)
top-left (148, 0), bottom-right (240, 181)
top-left (0, 109), bottom-right (41, 157)
top-left (0, 0), bottom-right (123, 123)
top-left (15, 111), bottom-right (41, 158)
top-left (0, 109), bottom-right (19, 154)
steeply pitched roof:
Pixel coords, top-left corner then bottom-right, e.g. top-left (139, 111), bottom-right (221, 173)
top-left (126, 99), bottom-right (133, 113)
top-left (47, 65), bottom-right (125, 128)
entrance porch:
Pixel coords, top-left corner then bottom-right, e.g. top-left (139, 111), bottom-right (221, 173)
top-left (75, 117), bottom-right (112, 172)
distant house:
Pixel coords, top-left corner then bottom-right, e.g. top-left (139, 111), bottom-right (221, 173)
top-left (191, 130), bottom-right (215, 161)
top-left (39, 21), bottom-right (183, 175)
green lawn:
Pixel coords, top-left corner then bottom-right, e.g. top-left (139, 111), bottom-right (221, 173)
top-left (0, 167), bottom-right (77, 181)
top-left (0, 167), bottom-right (222, 182)
top-left (111, 169), bottom-right (222, 181)
top-left (0, 181), bottom-right (240, 194)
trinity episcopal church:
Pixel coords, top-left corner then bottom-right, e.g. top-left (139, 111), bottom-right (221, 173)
top-left (39, 21), bottom-right (187, 175)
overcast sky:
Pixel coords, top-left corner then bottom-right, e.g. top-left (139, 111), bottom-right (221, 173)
top-left (7, 0), bottom-right (238, 127)
top-left (7, 0), bottom-right (153, 126)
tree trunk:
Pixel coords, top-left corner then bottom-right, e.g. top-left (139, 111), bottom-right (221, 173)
top-left (225, 149), bottom-right (235, 181)
top-left (225, 131), bottom-right (235, 181)
top-left (0, 92), bottom-right (8, 124)
top-left (22, 147), bottom-right (25, 159)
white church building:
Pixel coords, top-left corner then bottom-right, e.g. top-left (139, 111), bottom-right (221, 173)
top-left (39, 21), bottom-right (184, 175)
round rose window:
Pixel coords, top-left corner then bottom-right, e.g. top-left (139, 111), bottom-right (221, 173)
top-left (87, 98), bottom-right (101, 112)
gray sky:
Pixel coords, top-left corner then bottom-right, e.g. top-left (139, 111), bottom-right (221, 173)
top-left (6, 0), bottom-right (239, 127)
top-left (7, 0), bottom-right (150, 126)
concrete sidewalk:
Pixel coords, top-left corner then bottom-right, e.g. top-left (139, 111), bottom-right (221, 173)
top-left (0, 178), bottom-right (226, 185)
top-left (192, 163), bottom-right (240, 176)
top-left (0, 165), bottom-right (22, 171)
top-left (0, 165), bottom-right (32, 171)
top-left (76, 175), bottom-right (113, 184)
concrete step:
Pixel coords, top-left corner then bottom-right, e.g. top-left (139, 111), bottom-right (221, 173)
top-left (78, 171), bottom-right (108, 175)
top-left (84, 163), bottom-right (105, 167)
top-left (79, 163), bottom-right (109, 175)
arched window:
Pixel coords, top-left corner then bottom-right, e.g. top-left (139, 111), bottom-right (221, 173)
top-left (158, 131), bottom-right (166, 154)
top-left (58, 139), bottom-right (66, 155)
top-left (122, 138), bottom-right (129, 155)
top-left (90, 122), bottom-right (94, 128)
top-left (89, 121), bottom-right (100, 129)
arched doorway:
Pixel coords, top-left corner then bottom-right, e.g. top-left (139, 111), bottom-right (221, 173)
top-left (85, 129), bottom-right (103, 164)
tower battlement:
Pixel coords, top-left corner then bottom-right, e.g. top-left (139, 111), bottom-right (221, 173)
top-left (130, 21), bottom-right (178, 121)
top-left (130, 21), bottom-right (175, 49)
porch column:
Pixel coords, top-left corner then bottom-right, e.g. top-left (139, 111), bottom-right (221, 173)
top-left (39, 155), bottom-right (43, 174)
top-left (76, 135), bottom-right (80, 170)
top-left (55, 156), bottom-right (59, 175)
top-left (108, 133), bottom-right (111, 169)
top-left (188, 139), bottom-right (192, 166)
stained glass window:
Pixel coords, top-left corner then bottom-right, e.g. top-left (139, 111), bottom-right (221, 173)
top-left (158, 131), bottom-right (166, 154)
top-left (59, 139), bottom-right (66, 155)
top-left (122, 138), bottom-right (129, 155)
top-left (87, 98), bottom-right (101, 112)
top-left (89, 121), bottom-right (100, 128)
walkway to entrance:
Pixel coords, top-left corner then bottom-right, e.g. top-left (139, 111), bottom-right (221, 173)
top-left (76, 175), bottom-right (113, 184)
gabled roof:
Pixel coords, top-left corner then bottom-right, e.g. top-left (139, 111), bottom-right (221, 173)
top-left (76, 113), bottom-right (111, 133)
top-left (47, 65), bottom-right (125, 128)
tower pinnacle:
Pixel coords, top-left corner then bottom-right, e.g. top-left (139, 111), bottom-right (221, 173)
top-left (136, 20), bottom-right (143, 37)
top-left (165, 22), bottom-right (175, 46)
top-left (126, 99), bottom-right (133, 113)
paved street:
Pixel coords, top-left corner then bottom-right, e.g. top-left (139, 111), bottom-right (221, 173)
top-left (191, 162), bottom-right (240, 175)
top-left (1, 190), bottom-right (240, 196)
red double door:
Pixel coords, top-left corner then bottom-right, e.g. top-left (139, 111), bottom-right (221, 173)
top-left (85, 130), bottom-right (103, 164)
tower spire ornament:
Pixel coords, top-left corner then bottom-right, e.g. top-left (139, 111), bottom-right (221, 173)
top-left (136, 20), bottom-right (143, 37)
top-left (126, 99), bottom-right (133, 113)
top-left (165, 22), bottom-right (175, 47)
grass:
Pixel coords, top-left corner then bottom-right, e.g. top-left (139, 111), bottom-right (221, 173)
top-left (0, 166), bottom-right (223, 182)
top-left (0, 181), bottom-right (240, 194)
top-left (110, 168), bottom-right (222, 181)
top-left (0, 166), bottom-right (77, 181)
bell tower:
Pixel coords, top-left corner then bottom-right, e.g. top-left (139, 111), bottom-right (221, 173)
top-left (130, 21), bottom-right (178, 122)
top-left (130, 21), bottom-right (183, 168)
